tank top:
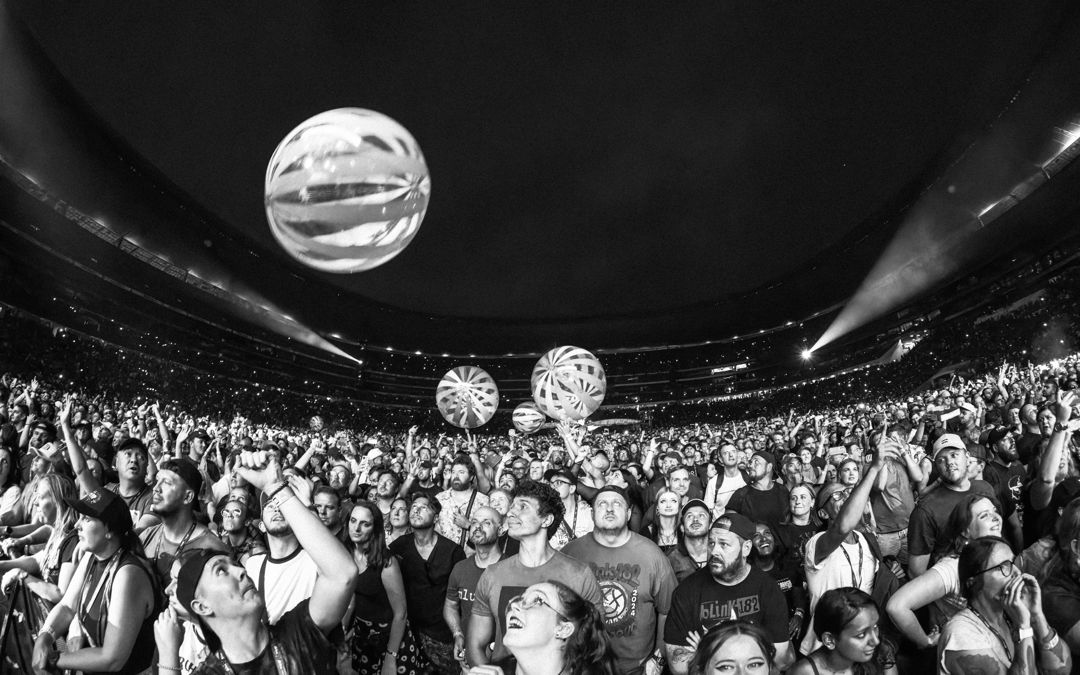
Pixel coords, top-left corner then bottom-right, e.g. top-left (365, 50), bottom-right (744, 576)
top-left (78, 550), bottom-right (159, 674)
top-left (353, 558), bottom-right (393, 624)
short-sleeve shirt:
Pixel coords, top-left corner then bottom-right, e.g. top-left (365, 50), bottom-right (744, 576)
top-left (105, 481), bottom-right (154, 527)
top-left (726, 483), bottom-right (790, 530)
top-left (435, 489), bottom-right (489, 549)
top-left (244, 548), bottom-right (318, 625)
top-left (549, 498), bottom-right (594, 551)
top-left (938, 608), bottom-right (1011, 675)
top-left (446, 555), bottom-right (489, 631)
top-left (193, 599), bottom-right (336, 674)
top-left (907, 480), bottom-right (997, 558)
top-left (801, 530), bottom-right (878, 654)
top-left (473, 550), bottom-right (603, 662)
top-left (389, 532), bottom-right (466, 641)
top-left (563, 533), bottom-right (676, 675)
top-left (870, 457), bottom-right (915, 532)
top-left (925, 555), bottom-right (967, 629)
top-left (664, 566), bottom-right (788, 648)
top-left (141, 524), bottom-right (228, 591)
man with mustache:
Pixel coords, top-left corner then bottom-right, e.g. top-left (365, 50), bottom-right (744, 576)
top-left (444, 506), bottom-right (505, 668)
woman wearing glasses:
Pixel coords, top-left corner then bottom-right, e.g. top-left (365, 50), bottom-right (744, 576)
top-left (939, 536), bottom-right (1071, 674)
top-left (886, 494), bottom-right (1004, 649)
top-left (467, 581), bottom-right (617, 675)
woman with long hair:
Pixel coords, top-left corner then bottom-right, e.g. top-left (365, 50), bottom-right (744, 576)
top-left (648, 488), bottom-right (681, 554)
top-left (0, 446), bottom-right (24, 526)
top-left (468, 580), bottom-right (618, 675)
top-left (688, 620), bottom-right (777, 675)
top-left (345, 500), bottom-right (424, 675)
top-left (885, 494), bottom-right (1003, 649)
top-left (939, 536), bottom-right (1071, 674)
top-left (31, 488), bottom-right (160, 674)
top-left (0, 474), bottom-right (80, 604)
top-left (791, 587), bottom-right (896, 675)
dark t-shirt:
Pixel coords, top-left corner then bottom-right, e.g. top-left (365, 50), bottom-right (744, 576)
top-left (664, 566), bottom-right (789, 647)
top-left (775, 521), bottom-right (819, 571)
top-left (193, 600), bottom-right (336, 674)
top-left (389, 532), bottom-right (465, 641)
top-left (446, 555), bottom-right (488, 628)
top-left (1016, 432), bottom-right (1043, 465)
top-left (726, 483), bottom-right (790, 530)
top-left (907, 480), bottom-right (997, 558)
top-left (1041, 567), bottom-right (1080, 675)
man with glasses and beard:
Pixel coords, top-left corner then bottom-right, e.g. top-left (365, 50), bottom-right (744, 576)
top-left (390, 493), bottom-right (466, 674)
top-left (437, 455), bottom-right (489, 552)
top-left (141, 458), bottom-right (227, 591)
top-left (445, 506), bottom-right (505, 668)
top-left (563, 485), bottom-right (675, 675)
top-left (547, 468), bottom-right (593, 551)
top-left (664, 511), bottom-right (794, 674)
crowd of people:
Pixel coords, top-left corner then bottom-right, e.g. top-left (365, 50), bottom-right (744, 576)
top-left (2, 307), bottom-right (1080, 674)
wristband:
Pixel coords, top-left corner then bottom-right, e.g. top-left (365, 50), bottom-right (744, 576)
top-left (1041, 629), bottom-right (1059, 651)
top-left (37, 625), bottom-right (57, 642)
top-left (386, 650), bottom-right (398, 659)
top-left (264, 480), bottom-right (288, 501)
top-left (269, 488), bottom-right (296, 511)
top-left (1017, 626), bottom-right (1034, 642)
top-left (158, 667), bottom-right (181, 673)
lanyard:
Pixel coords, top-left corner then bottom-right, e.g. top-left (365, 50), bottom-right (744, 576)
top-left (968, 605), bottom-right (1014, 660)
top-left (77, 551), bottom-right (122, 617)
top-left (157, 521), bottom-right (197, 560)
top-left (215, 639), bottom-right (288, 675)
top-left (561, 499), bottom-right (579, 541)
top-left (839, 534), bottom-right (865, 589)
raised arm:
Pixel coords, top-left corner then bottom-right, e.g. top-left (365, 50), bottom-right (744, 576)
top-left (59, 395), bottom-right (102, 494)
top-left (236, 450), bottom-right (356, 633)
top-left (1031, 391), bottom-right (1074, 510)
top-left (812, 442), bottom-right (883, 565)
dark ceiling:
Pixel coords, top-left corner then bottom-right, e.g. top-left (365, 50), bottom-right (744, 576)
top-left (3, 1), bottom-right (1080, 367)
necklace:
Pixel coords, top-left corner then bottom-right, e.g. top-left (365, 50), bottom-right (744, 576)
top-left (156, 521), bottom-right (197, 560)
top-left (968, 605), bottom-right (1013, 660)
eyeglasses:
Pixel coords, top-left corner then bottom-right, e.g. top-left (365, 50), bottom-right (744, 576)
top-left (549, 479), bottom-right (572, 487)
top-left (974, 559), bottom-right (1016, 579)
top-left (507, 593), bottom-right (570, 622)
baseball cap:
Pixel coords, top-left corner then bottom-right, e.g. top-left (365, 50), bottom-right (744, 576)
top-left (932, 433), bottom-right (967, 459)
top-left (544, 468), bottom-right (576, 484)
top-left (985, 427), bottom-right (1012, 446)
top-left (680, 498), bottom-right (710, 521)
top-left (593, 484), bottom-right (629, 505)
top-left (711, 511), bottom-right (756, 542)
top-left (966, 445), bottom-right (988, 462)
top-left (176, 549), bottom-right (228, 614)
top-left (65, 488), bottom-right (133, 535)
top-left (751, 450), bottom-right (776, 467)
top-left (159, 458), bottom-right (204, 498)
top-left (815, 482), bottom-right (849, 510)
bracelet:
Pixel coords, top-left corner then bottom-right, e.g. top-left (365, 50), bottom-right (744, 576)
top-left (268, 488), bottom-right (296, 511)
top-left (1041, 629), bottom-right (1059, 651)
top-left (158, 666), bottom-right (181, 673)
top-left (1017, 626), bottom-right (1035, 642)
top-left (385, 650), bottom-right (398, 659)
top-left (264, 481), bottom-right (288, 501)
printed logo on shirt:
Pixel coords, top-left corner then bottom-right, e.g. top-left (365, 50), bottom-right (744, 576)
top-left (591, 562), bottom-right (642, 637)
top-left (699, 594), bottom-right (760, 624)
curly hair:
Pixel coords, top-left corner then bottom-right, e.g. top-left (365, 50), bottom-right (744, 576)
top-left (689, 620), bottom-right (776, 675)
top-left (549, 580), bottom-right (619, 675)
top-left (511, 480), bottom-right (564, 539)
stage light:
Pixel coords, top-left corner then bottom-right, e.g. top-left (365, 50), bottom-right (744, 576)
top-left (800, 349), bottom-right (813, 361)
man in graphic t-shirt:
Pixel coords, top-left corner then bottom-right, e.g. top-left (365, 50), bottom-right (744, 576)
top-left (664, 512), bottom-right (793, 675)
top-left (564, 485), bottom-right (675, 675)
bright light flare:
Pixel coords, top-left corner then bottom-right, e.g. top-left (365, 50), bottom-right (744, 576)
top-left (800, 349), bottom-right (813, 360)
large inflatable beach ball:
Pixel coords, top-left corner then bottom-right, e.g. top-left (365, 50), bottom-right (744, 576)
top-left (512, 402), bottom-right (546, 435)
top-left (436, 366), bottom-right (499, 429)
top-left (530, 346), bottom-right (606, 421)
top-left (265, 108), bottom-right (430, 273)
top-left (308, 415), bottom-right (325, 431)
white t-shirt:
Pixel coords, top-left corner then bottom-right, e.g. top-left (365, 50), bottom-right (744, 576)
top-left (801, 530), bottom-right (878, 654)
top-left (926, 555), bottom-right (967, 628)
top-left (939, 608), bottom-right (1011, 674)
top-left (244, 547), bottom-right (318, 624)
top-left (705, 472), bottom-right (746, 517)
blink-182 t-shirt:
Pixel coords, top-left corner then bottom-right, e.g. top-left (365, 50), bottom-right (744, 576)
top-left (563, 532), bottom-right (676, 675)
top-left (664, 565), bottom-right (788, 647)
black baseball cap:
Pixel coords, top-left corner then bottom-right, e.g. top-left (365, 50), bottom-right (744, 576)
top-left (65, 488), bottom-right (133, 536)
